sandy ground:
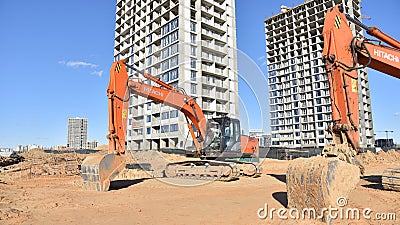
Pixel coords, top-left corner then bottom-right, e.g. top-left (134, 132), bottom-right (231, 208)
top-left (0, 150), bottom-right (399, 225)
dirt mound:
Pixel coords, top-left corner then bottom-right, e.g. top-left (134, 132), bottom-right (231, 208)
top-left (358, 149), bottom-right (400, 165)
top-left (259, 158), bottom-right (290, 174)
top-left (0, 149), bottom-right (86, 180)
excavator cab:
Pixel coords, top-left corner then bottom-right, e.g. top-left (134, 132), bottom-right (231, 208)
top-left (201, 117), bottom-right (242, 159)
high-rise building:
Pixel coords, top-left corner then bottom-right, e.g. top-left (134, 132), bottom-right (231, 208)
top-left (264, 0), bottom-right (374, 148)
top-left (67, 117), bottom-right (88, 149)
top-left (114, 0), bottom-right (239, 150)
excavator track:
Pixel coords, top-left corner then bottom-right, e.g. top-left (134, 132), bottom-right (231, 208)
top-left (233, 161), bottom-right (262, 177)
top-left (382, 167), bottom-right (400, 191)
top-left (164, 160), bottom-right (261, 181)
top-left (165, 160), bottom-right (240, 181)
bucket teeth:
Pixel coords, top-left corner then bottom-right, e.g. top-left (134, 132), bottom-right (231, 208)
top-left (81, 164), bottom-right (109, 191)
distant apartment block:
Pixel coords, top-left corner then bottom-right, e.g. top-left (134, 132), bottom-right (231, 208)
top-left (114, 0), bottom-right (239, 150)
top-left (264, 0), bottom-right (374, 148)
top-left (67, 117), bottom-right (88, 149)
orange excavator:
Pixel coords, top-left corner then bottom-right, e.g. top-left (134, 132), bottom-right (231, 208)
top-left (81, 59), bottom-right (260, 191)
top-left (287, 4), bottom-right (400, 213)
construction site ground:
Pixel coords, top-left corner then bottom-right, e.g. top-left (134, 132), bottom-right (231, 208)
top-left (0, 149), bottom-right (399, 225)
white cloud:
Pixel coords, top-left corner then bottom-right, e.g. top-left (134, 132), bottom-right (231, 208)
top-left (91, 70), bottom-right (104, 77)
top-left (58, 60), bottom-right (98, 68)
top-left (395, 112), bottom-right (400, 116)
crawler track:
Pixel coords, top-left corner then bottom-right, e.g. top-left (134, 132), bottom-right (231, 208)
top-left (164, 160), bottom-right (261, 181)
top-left (165, 160), bottom-right (239, 181)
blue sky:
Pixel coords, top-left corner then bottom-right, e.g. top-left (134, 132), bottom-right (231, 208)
top-left (0, 0), bottom-right (399, 148)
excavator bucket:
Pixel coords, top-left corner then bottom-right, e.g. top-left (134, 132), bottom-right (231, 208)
top-left (286, 156), bottom-right (360, 218)
top-left (81, 153), bottom-right (125, 191)
top-left (382, 167), bottom-right (400, 191)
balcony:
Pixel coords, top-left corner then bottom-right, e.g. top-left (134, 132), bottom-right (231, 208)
top-left (202, 89), bottom-right (214, 98)
top-left (120, 24), bottom-right (130, 36)
top-left (202, 102), bottom-right (215, 111)
top-left (216, 91), bottom-right (228, 100)
top-left (202, 77), bottom-right (215, 85)
top-left (201, 5), bottom-right (213, 15)
top-left (202, 27), bottom-right (224, 38)
top-left (120, 42), bottom-right (131, 53)
top-left (131, 120), bottom-right (144, 128)
top-left (201, 64), bottom-right (226, 77)
top-left (133, 107), bottom-right (144, 116)
top-left (216, 104), bottom-right (227, 112)
top-left (151, 118), bottom-right (161, 126)
top-left (202, 41), bottom-right (226, 54)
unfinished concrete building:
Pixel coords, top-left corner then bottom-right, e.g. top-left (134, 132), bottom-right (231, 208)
top-left (114, 0), bottom-right (239, 150)
top-left (67, 117), bottom-right (88, 149)
top-left (264, 0), bottom-right (374, 148)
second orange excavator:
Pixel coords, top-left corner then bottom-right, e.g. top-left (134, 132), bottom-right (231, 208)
top-left (81, 60), bottom-right (260, 191)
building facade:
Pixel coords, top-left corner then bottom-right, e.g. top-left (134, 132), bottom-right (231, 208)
top-left (264, 0), bottom-right (374, 148)
top-left (67, 117), bottom-right (88, 149)
top-left (248, 129), bottom-right (271, 148)
top-left (86, 140), bottom-right (99, 149)
top-left (114, 0), bottom-right (239, 150)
